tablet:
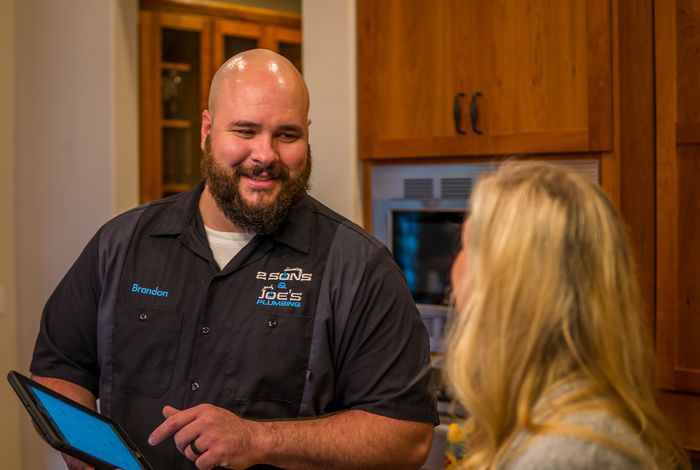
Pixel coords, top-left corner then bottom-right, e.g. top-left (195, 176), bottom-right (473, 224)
top-left (7, 370), bottom-right (153, 470)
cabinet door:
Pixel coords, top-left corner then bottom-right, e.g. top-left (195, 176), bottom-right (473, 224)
top-left (656, 0), bottom-right (700, 394)
top-left (464, 0), bottom-right (611, 155)
top-left (358, 0), bottom-right (469, 158)
top-left (212, 21), bottom-right (302, 73)
top-left (358, 0), bottom-right (612, 159)
top-left (140, 11), bottom-right (211, 201)
top-left (264, 26), bottom-right (302, 73)
top-left (213, 19), bottom-right (263, 69)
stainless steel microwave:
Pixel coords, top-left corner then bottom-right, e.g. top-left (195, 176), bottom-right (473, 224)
top-left (370, 160), bottom-right (599, 354)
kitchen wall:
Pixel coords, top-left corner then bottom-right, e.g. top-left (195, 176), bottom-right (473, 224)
top-left (0, 0), bottom-right (22, 467)
top-left (4, 0), bottom-right (358, 468)
top-left (11, 1), bottom-right (139, 468)
top-left (304, 0), bottom-right (362, 224)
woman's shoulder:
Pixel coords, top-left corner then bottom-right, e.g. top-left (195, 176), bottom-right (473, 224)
top-left (505, 409), bottom-right (648, 470)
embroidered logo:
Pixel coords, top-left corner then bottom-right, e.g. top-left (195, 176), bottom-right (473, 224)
top-left (256, 267), bottom-right (312, 282)
top-left (255, 267), bottom-right (311, 309)
top-left (256, 282), bottom-right (303, 308)
top-left (131, 283), bottom-right (169, 298)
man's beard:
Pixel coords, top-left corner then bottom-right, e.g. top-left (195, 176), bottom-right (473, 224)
top-left (200, 136), bottom-right (312, 235)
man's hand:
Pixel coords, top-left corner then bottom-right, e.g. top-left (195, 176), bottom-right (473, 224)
top-left (61, 453), bottom-right (95, 470)
top-left (148, 404), bottom-right (267, 470)
top-left (29, 376), bottom-right (99, 470)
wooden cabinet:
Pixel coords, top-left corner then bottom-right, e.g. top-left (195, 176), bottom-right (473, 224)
top-left (358, 0), bottom-right (612, 159)
top-left (655, 0), bottom-right (700, 452)
top-left (139, 0), bottom-right (301, 202)
top-left (358, 0), bottom-right (700, 455)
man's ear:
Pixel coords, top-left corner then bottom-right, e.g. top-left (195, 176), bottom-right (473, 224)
top-left (201, 109), bottom-right (212, 150)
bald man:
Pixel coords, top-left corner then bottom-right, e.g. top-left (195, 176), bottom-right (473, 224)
top-left (30, 50), bottom-right (438, 470)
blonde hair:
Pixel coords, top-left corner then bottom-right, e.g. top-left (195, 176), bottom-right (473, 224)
top-left (445, 161), bottom-right (688, 469)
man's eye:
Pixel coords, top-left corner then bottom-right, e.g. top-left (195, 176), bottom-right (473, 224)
top-left (234, 129), bottom-right (255, 137)
top-left (278, 133), bottom-right (299, 142)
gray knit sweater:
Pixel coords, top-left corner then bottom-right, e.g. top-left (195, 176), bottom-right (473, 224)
top-left (503, 407), bottom-right (647, 469)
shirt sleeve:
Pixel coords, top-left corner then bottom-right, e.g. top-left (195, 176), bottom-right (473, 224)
top-left (334, 245), bottom-right (439, 424)
top-left (30, 231), bottom-right (102, 396)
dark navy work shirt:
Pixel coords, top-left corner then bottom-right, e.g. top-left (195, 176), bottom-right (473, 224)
top-left (31, 181), bottom-right (438, 469)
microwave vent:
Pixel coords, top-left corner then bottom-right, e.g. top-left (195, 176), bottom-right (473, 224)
top-left (421, 311), bottom-right (446, 351)
top-left (403, 178), bottom-right (434, 199)
top-left (441, 177), bottom-right (472, 200)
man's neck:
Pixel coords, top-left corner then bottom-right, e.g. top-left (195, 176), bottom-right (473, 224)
top-left (198, 186), bottom-right (246, 233)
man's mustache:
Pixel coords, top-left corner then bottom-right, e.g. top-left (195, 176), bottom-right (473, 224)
top-left (235, 164), bottom-right (289, 181)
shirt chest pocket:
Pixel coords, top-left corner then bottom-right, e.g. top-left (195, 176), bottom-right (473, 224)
top-left (112, 305), bottom-right (183, 397)
top-left (224, 312), bottom-right (313, 418)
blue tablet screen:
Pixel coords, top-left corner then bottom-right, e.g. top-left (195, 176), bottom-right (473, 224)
top-left (30, 386), bottom-right (143, 470)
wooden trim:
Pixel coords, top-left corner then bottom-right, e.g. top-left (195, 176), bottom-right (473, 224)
top-left (366, 129), bottom-right (589, 159)
top-left (599, 0), bottom-right (620, 208)
top-left (157, 10), bottom-right (210, 30)
top-left (162, 62), bottom-right (192, 72)
top-left (162, 119), bottom-right (193, 128)
top-left (269, 25), bottom-right (302, 44)
top-left (356, 0), bottom-right (376, 159)
top-left (614, 0), bottom-right (656, 338)
top-left (676, 122), bottom-right (700, 145)
top-left (213, 19), bottom-right (263, 73)
top-left (658, 391), bottom-right (700, 451)
top-left (655, 0), bottom-right (678, 389)
top-left (139, 11), bottom-right (162, 203)
top-left (140, 0), bottom-right (301, 28)
top-left (586, 0), bottom-right (614, 151)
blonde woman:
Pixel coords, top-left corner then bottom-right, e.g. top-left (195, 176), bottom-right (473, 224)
top-left (445, 161), bottom-right (688, 469)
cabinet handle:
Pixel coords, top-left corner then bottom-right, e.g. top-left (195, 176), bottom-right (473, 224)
top-left (470, 91), bottom-right (483, 135)
top-left (453, 92), bottom-right (467, 135)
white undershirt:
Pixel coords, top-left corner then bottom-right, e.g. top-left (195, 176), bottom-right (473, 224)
top-left (204, 225), bottom-right (255, 270)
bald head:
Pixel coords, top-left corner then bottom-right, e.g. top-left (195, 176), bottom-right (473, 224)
top-left (207, 49), bottom-right (309, 119)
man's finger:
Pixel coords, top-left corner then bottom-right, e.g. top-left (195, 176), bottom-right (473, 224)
top-left (162, 405), bottom-right (181, 418)
top-left (148, 406), bottom-right (196, 446)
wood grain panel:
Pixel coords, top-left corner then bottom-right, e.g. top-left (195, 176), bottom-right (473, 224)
top-left (676, 0), bottom-right (700, 125)
top-left (674, 145), bottom-right (700, 378)
top-left (471, 1), bottom-right (588, 137)
top-left (656, 0), bottom-right (700, 400)
top-left (358, 0), bottom-right (613, 159)
top-left (139, 11), bottom-right (160, 202)
top-left (140, 0), bottom-right (301, 28)
top-left (677, 122), bottom-right (700, 144)
top-left (655, 0), bottom-right (681, 390)
top-left (367, 129), bottom-right (590, 159)
top-left (658, 391), bottom-right (700, 452)
top-left (616, 0), bottom-right (655, 334)
top-left (587, 0), bottom-right (614, 150)
top-left (212, 19), bottom-right (263, 69)
top-left (359, 0), bottom-right (457, 145)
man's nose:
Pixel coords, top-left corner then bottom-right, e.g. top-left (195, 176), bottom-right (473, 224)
top-left (250, 136), bottom-right (278, 166)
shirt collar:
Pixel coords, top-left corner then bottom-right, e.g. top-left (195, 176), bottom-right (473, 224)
top-left (149, 180), bottom-right (206, 237)
top-left (267, 194), bottom-right (313, 254)
top-left (149, 181), bottom-right (313, 254)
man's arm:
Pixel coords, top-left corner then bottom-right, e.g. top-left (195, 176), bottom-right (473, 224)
top-left (149, 404), bottom-right (434, 470)
top-left (31, 375), bottom-right (97, 470)
top-left (31, 375), bottom-right (97, 410)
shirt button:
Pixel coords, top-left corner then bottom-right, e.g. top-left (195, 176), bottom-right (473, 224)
top-left (267, 319), bottom-right (278, 328)
top-left (201, 326), bottom-right (211, 335)
top-left (138, 313), bottom-right (148, 321)
top-left (191, 382), bottom-right (199, 392)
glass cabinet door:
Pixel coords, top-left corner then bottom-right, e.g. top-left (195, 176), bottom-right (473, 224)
top-left (268, 26), bottom-right (302, 73)
top-left (213, 20), bottom-right (302, 72)
top-left (213, 19), bottom-right (263, 69)
top-left (139, 11), bottom-right (211, 201)
top-left (139, 5), bottom-right (301, 203)
top-left (161, 27), bottom-right (203, 193)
